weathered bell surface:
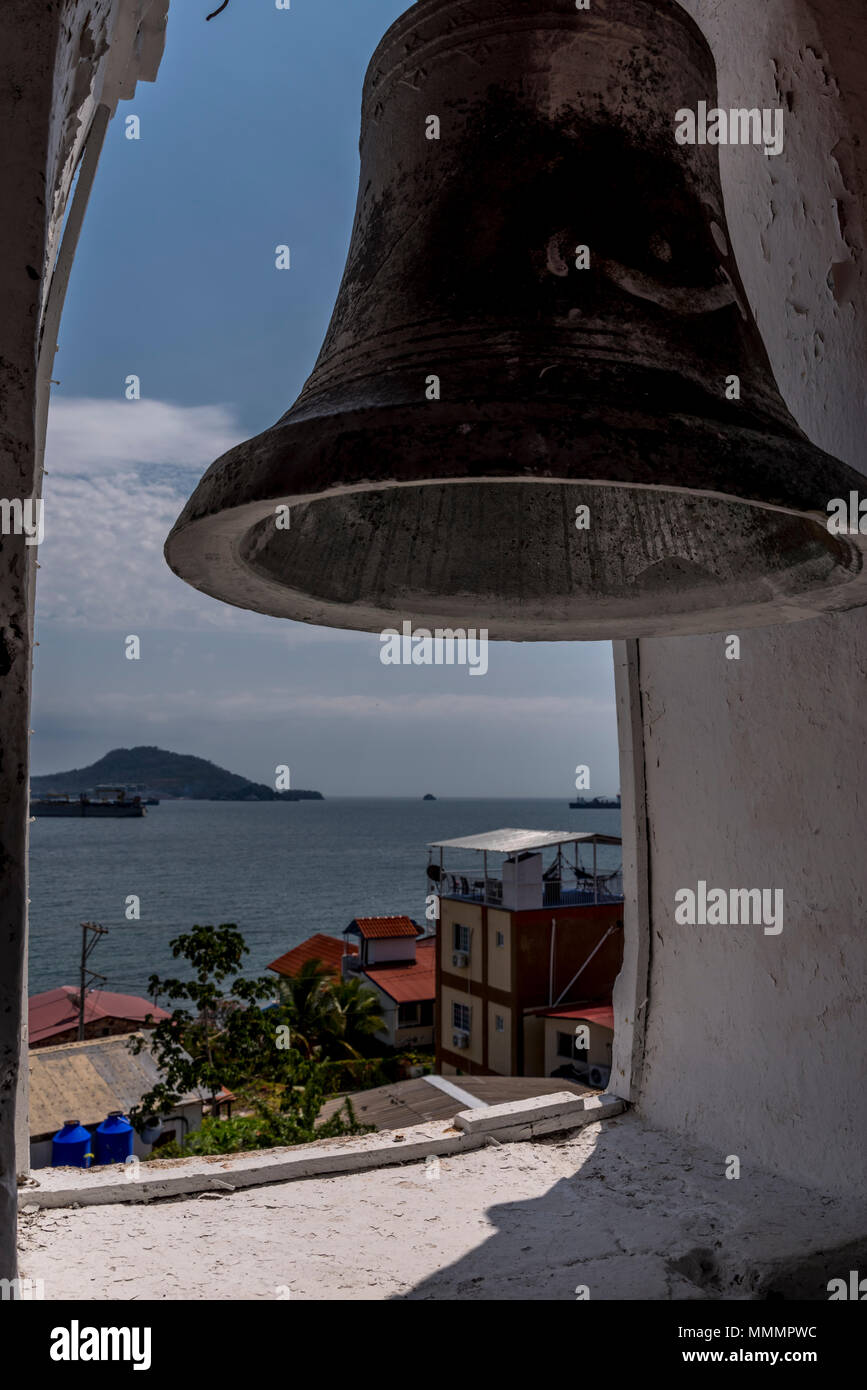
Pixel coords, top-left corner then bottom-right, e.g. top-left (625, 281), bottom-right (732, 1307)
top-left (165, 0), bottom-right (867, 639)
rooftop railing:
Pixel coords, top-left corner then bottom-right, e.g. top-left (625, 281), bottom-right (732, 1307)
top-left (437, 870), bottom-right (623, 909)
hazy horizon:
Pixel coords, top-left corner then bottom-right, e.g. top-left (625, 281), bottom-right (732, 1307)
top-left (29, 743), bottom-right (621, 801)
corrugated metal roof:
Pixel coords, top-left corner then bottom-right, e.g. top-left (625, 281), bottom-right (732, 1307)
top-left (317, 1075), bottom-right (595, 1132)
top-left (28, 1033), bottom-right (201, 1139)
top-left (29, 986), bottom-right (169, 1044)
top-left (429, 829), bottom-right (622, 853)
top-left (344, 916), bottom-right (420, 940)
top-left (267, 933), bottom-right (355, 978)
top-left (362, 940), bottom-right (435, 1003)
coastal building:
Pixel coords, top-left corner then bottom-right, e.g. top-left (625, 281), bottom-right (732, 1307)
top-left (534, 1004), bottom-right (615, 1087)
top-left (341, 917), bottom-right (435, 1049)
top-left (28, 987), bottom-right (169, 1050)
top-left (28, 1033), bottom-right (203, 1168)
top-left (428, 830), bottom-right (623, 1077)
top-left (266, 920), bottom-right (435, 1049)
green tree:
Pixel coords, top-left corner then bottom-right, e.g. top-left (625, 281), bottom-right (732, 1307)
top-left (129, 926), bottom-right (351, 1144)
top-left (129, 924), bottom-right (273, 1115)
top-left (274, 960), bottom-right (386, 1060)
top-left (273, 958), bottom-right (335, 1059)
top-left (127, 926), bottom-right (397, 1156)
top-left (327, 976), bottom-right (386, 1057)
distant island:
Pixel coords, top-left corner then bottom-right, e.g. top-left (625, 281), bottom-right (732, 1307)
top-left (569, 795), bottom-right (621, 809)
top-left (30, 746), bottom-right (324, 802)
top-left (423, 793), bottom-right (436, 801)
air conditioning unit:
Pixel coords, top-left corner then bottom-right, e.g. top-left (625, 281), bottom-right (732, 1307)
top-left (451, 951), bottom-right (469, 968)
top-left (588, 1064), bottom-right (611, 1089)
top-left (452, 1031), bottom-right (469, 1049)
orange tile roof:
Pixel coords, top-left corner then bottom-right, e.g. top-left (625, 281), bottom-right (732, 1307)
top-left (362, 939), bottom-right (436, 1003)
top-left (267, 933), bottom-right (355, 978)
top-left (345, 915), bottom-right (420, 940)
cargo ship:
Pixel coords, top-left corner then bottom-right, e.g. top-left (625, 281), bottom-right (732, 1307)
top-left (31, 787), bottom-right (146, 818)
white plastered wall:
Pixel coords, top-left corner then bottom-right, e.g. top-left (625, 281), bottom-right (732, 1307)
top-left (613, 0), bottom-right (867, 1195)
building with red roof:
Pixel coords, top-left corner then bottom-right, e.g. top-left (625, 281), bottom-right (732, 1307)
top-left (340, 916), bottom-right (433, 1048)
top-left (28, 986), bottom-right (169, 1050)
top-left (344, 915), bottom-right (420, 942)
top-left (267, 918), bottom-right (435, 1050)
top-left (360, 939), bottom-right (436, 1047)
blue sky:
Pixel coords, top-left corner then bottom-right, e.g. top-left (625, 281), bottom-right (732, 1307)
top-left (34, 0), bottom-right (618, 796)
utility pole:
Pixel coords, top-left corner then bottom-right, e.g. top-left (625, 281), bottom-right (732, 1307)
top-left (77, 921), bottom-right (109, 1041)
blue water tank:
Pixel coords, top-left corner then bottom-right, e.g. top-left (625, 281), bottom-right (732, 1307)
top-left (94, 1111), bottom-right (134, 1165)
top-left (51, 1120), bottom-right (94, 1168)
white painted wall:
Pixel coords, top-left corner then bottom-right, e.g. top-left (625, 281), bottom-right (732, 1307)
top-left (615, 0), bottom-right (867, 1195)
top-left (366, 937), bottom-right (417, 965)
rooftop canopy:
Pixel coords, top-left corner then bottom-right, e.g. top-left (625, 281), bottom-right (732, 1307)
top-left (428, 829), bottom-right (621, 854)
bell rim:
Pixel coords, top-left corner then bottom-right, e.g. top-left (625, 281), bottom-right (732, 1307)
top-left (164, 474), bottom-right (867, 641)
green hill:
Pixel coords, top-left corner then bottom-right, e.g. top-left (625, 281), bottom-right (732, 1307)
top-left (30, 746), bottom-right (323, 802)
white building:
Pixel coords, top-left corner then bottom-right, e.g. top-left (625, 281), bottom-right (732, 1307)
top-left (342, 917), bottom-right (435, 1049)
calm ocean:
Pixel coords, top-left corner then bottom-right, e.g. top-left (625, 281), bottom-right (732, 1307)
top-left (28, 798), bottom-right (622, 998)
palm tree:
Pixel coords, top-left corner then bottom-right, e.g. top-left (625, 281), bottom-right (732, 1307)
top-left (274, 958), bottom-right (334, 1058)
top-left (326, 978), bottom-right (386, 1058)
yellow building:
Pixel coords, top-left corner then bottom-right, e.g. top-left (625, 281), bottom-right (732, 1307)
top-left (429, 829), bottom-right (623, 1077)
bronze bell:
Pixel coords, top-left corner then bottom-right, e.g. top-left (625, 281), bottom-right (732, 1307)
top-left (165, 0), bottom-right (867, 639)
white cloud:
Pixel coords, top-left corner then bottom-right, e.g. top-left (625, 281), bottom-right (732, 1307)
top-left (34, 468), bottom-right (273, 631)
top-left (45, 398), bottom-right (242, 474)
top-left (37, 397), bottom-right (339, 636)
top-left (41, 688), bottom-right (610, 724)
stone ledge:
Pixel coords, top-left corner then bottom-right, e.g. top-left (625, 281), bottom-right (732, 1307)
top-left (454, 1090), bottom-right (620, 1135)
top-left (21, 1093), bottom-right (624, 1209)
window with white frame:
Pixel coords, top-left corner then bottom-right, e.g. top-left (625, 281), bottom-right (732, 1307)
top-left (453, 922), bottom-right (471, 954)
top-left (495, 930), bottom-right (505, 947)
top-left (452, 1002), bottom-right (471, 1033)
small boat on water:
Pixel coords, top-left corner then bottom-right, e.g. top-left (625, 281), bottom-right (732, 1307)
top-left (31, 787), bottom-right (146, 818)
